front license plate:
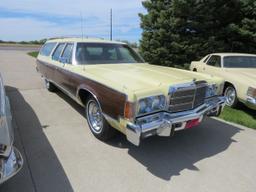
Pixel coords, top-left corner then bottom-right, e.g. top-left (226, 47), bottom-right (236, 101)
top-left (185, 118), bottom-right (201, 129)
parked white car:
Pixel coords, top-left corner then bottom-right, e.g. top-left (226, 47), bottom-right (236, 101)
top-left (190, 53), bottom-right (256, 110)
top-left (0, 75), bottom-right (23, 184)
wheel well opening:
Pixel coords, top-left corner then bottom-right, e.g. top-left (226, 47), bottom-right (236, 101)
top-left (193, 68), bottom-right (197, 72)
top-left (223, 82), bottom-right (234, 94)
top-left (224, 82), bottom-right (234, 89)
top-left (78, 89), bottom-right (93, 106)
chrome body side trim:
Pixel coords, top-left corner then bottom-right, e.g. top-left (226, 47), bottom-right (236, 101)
top-left (37, 57), bottom-right (128, 100)
top-left (47, 79), bottom-right (84, 106)
top-left (76, 87), bottom-right (101, 107)
top-left (47, 79), bottom-right (117, 125)
top-left (126, 96), bottom-right (226, 146)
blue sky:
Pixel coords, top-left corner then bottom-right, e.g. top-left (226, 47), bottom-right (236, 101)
top-left (0, 0), bottom-right (145, 42)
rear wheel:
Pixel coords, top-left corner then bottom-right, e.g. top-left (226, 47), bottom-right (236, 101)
top-left (224, 85), bottom-right (238, 108)
top-left (44, 79), bottom-right (57, 92)
top-left (85, 97), bottom-right (115, 141)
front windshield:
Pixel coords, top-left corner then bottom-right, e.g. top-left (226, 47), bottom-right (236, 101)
top-left (75, 43), bottom-right (144, 64)
top-left (224, 56), bottom-right (256, 68)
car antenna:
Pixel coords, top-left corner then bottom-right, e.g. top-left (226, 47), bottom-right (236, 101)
top-left (110, 8), bottom-right (113, 41)
top-left (80, 12), bottom-right (84, 39)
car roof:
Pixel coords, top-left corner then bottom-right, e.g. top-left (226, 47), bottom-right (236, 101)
top-left (46, 37), bottom-right (126, 45)
top-left (210, 53), bottom-right (256, 57)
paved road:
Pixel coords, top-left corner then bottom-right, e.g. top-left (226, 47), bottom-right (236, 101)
top-left (0, 49), bottom-right (256, 192)
top-left (0, 45), bottom-right (40, 52)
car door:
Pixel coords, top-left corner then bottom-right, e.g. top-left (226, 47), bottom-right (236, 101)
top-left (51, 43), bottom-right (66, 87)
top-left (203, 55), bottom-right (223, 76)
top-left (36, 42), bottom-right (57, 80)
top-left (57, 43), bottom-right (76, 95)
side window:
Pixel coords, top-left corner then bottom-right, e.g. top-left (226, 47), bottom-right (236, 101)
top-left (39, 42), bottom-right (56, 56)
top-left (61, 43), bottom-right (74, 64)
top-left (52, 43), bottom-right (65, 61)
top-left (206, 55), bottom-right (221, 67)
top-left (87, 47), bottom-right (103, 56)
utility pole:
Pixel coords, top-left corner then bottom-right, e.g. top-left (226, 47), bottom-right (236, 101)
top-left (110, 9), bottom-right (113, 40)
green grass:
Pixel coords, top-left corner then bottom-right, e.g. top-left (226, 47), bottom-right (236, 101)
top-left (219, 105), bottom-right (256, 129)
top-left (28, 51), bottom-right (39, 58)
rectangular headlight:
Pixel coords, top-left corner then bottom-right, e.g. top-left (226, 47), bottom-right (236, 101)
top-left (137, 95), bottom-right (166, 116)
top-left (247, 87), bottom-right (256, 98)
top-left (205, 84), bottom-right (218, 98)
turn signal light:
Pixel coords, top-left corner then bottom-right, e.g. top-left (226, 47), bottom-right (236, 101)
top-left (124, 102), bottom-right (135, 119)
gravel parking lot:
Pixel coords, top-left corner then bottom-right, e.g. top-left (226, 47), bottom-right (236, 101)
top-left (0, 48), bottom-right (256, 192)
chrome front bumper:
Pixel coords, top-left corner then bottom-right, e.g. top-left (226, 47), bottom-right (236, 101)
top-left (0, 147), bottom-right (23, 184)
top-left (246, 97), bottom-right (256, 110)
top-left (126, 96), bottom-right (226, 146)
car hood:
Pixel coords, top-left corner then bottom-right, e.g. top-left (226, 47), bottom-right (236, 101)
top-left (224, 68), bottom-right (256, 86)
top-left (76, 63), bottom-right (220, 93)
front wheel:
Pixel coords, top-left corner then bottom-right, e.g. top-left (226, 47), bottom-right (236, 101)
top-left (85, 97), bottom-right (115, 141)
top-left (224, 85), bottom-right (238, 108)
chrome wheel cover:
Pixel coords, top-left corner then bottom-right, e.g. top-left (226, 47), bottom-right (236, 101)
top-left (87, 100), bottom-right (103, 133)
top-left (225, 87), bottom-right (236, 106)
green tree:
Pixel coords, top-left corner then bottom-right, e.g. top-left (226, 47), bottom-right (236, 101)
top-left (139, 0), bottom-right (256, 68)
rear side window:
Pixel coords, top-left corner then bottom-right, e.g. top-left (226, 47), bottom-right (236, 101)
top-left (52, 43), bottom-right (65, 61)
top-left (61, 43), bottom-right (74, 64)
top-left (87, 47), bottom-right (103, 56)
top-left (40, 42), bottom-right (57, 56)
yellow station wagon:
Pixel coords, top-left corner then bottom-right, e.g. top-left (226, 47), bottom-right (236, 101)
top-left (36, 38), bottom-right (225, 145)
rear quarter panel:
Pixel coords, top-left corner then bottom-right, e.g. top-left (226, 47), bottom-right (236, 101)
top-left (190, 61), bottom-right (205, 72)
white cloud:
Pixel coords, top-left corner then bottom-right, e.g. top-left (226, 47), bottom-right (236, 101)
top-left (0, 17), bottom-right (141, 42)
top-left (0, 18), bottom-right (73, 41)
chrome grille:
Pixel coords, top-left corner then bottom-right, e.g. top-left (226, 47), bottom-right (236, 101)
top-left (169, 82), bottom-right (207, 113)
